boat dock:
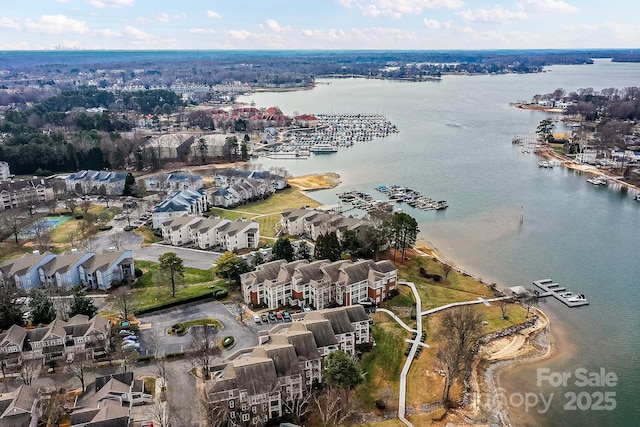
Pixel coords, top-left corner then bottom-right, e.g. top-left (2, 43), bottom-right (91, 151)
top-left (375, 185), bottom-right (448, 211)
top-left (337, 190), bottom-right (395, 212)
top-left (532, 279), bottom-right (589, 308)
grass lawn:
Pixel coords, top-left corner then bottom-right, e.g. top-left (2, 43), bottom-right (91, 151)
top-left (210, 186), bottom-right (320, 218)
top-left (131, 260), bottom-right (226, 311)
top-left (356, 314), bottom-right (407, 411)
top-left (180, 318), bottom-right (222, 329)
top-left (134, 226), bottom-right (163, 246)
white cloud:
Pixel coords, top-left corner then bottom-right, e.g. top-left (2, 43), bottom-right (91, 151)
top-left (99, 28), bottom-right (122, 37)
top-left (189, 28), bottom-right (217, 35)
top-left (458, 6), bottom-right (528, 23)
top-left (353, 0), bottom-right (463, 19)
top-left (124, 25), bottom-right (152, 41)
top-left (265, 19), bottom-right (291, 33)
top-left (206, 10), bottom-right (221, 19)
top-left (24, 15), bottom-right (88, 34)
top-left (156, 12), bottom-right (186, 23)
top-left (423, 18), bottom-right (441, 29)
top-left (0, 17), bottom-right (21, 30)
top-left (521, 0), bottom-right (578, 14)
top-left (88, 0), bottom-right (134, 8)
top-left (227, 30), bottom-right (253, 41)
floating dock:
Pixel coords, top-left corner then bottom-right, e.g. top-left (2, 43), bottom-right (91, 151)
top-left (532, 279), bottom-right (589, 308)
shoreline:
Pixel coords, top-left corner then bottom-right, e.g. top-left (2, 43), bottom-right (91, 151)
top-left (292, 172), bottom-right (558, 426)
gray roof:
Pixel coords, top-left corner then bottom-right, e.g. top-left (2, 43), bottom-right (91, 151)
top-left (273, 329), bottom-right (321, 362)
top-left (375, 260), bottom-right (396, 273)
top-left (0, 252), bottom-right (53, 279)
top-left (240, 260), bottom-right (286, 285)
top-left (342, 304), bottom-right (370, 323)
top-left (319, 309), bottom-right (355, 335)
top-left (301, 319), bottom-right (338, 348)
top-left (39, 252), bottom-right (85, 275)
top-left (261, 344), bottom-right (301, 377)
top-left (82, 251), bottom-right (131, 275)
top-left (0, 385), bottom-right (36, 420)
top-left (222, 357), bottom-right (280, 395)
top-left (338, 259), bottom-right (377, 285)
top-left (293, 260), bottom-right (329, 283)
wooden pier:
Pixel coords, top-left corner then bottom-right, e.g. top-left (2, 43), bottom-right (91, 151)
top-left (532, 279), bottom-right (589, 308)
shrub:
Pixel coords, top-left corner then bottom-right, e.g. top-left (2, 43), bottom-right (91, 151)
top-left (124, 225), bottom-right (136, 231)
top-left (75, 214), bottom-right (84, 220)
top-left (165, 352), bottom-right (184, 359)
top-left (98, 225), bottom-right (113, 231)
top-left (419, 267), bottom-right (427, 277)
top-left (172, 323), bottom-right (181, 330)
top-left (134, 268), bottom-right (143, 278)
top-left (222, 336), bottom-right (235, 348)
top-left (214, 289), bottom-right (228, 299)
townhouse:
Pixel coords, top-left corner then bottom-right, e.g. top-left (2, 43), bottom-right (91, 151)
top-left (144, 172), bottom-right (203, 192)
top-left (0, 161), bottom-right (10, 180)
top-left (70, 372), bottom-right (149, 427)
top-left (241, 258), bottom-right (397, 310)
top-left (0, 178), bottom-right (55, 211)
top-left (211, 168), bottom-right (286, 208)
top-left (64, 170), bottom-right (127, 195)
top-left (161, 216), bottom-right (260, 251)
top-left (151, 188), bottom-right (208, 229)
top-left (0, 249), bottom-right (135, 292)
top-left (0, 385), bottom-right (38, 427)
top-left (0, 314), bottom-right (111, 367)
top-left (205, 306), bottom-right (369, 426)
top-left (280, 208), bottom-right (367, 241)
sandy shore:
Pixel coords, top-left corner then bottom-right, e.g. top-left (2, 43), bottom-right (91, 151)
top-left (287, 172), bottom-right (341, 192)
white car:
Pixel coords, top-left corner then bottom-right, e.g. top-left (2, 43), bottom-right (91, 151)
top-left (253, 314), bottom-right (261, 324)
top-left (121, 342), bottom-right (140, 350)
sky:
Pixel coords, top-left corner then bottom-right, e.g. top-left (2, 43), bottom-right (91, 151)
top-left (0, 0), bottom-right (638, 50)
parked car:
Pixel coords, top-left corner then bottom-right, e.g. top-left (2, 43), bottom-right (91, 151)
top-left (123, 335), bottom-right (138, 341)
top-left (268, 312), bottom-right (276, 322)
top-left (253, 314), bottom-right (261, 324)
top-left (282, 311), bottom-right (291, 322)
top-left (121, 342), bottom-right (140, 350)
top-left (276, 312), bottom-right (284, 321)
top-left (119, 330), bottom-right (135, 336)
top-left (141, 421), bottom-right (154, 427)
top-left (261, 314), bottom-right (269, 323)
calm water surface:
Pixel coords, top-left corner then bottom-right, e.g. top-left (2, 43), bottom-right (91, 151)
top-left (240, 59), bottom-right (639, 427)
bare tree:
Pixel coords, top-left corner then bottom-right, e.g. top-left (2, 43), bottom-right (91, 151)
top-left (39, 389), bottom-right (67, 426)
top-left (30, 219), bottom-right (53, 252)
top-left (201, 397), bottom-right (237, 427)
top-left (18, 358), bottom-right (40, 385)
top-left (442, 263), bottom-right (453, 279)
top-left (68, 351), bottom-right (92, 391)
top-left (110, 231), bottom-right (125, 250)
top-left (515, 291), bottom-right (541, 317)
top-left (282, 384), bottom-right (314, 425)
top-left (313, 387), bottom-right (353, 427)
top-left (110, 287), bottom-right (138, 321)
top-left (188, 325), bottom-right (220, 380)
top-left (149, 397), bottom-right (175, 427)
top-left (499, 299), bottom-right (511, 320)
top-left (436, 305), bottom-right (484, 405)
top-left (80, 199), bottom-right (92, 216)
top-left (0, 208), bottom-right (27, 244)
top-left (120, 348), bottom-right (139, 373)
top-left (233, 296), bottom-right (246, 325)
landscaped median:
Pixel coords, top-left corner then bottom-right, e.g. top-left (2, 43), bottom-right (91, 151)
top-left (168, 318), bottom-right (223, 335)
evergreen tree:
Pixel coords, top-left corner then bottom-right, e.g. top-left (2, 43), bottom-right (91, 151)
top-left (271, 237), bottom-right (295, 262)
top-left (392, 212), bottom-right (419, 261)
top-left (295, 241), bottom-right (312, 261)
top-left (158, 252), bottom-right (185, 298)
top-left (213, 251), bottom-right (250, 284)
top-left (314, 232), bottom-right (342, 262)
top-left (123, 173), bottom-right (136, 196)
top-left (28, 289), bottom-right (56, 324)
top-left (0, 287), bottom-right (24, 329)
top-left (323, 350), bottom-right (364, 404)
top-left (68, 287), bottom-right (98, 318)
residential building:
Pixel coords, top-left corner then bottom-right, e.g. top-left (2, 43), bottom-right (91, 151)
top-left (0, 161), bottom-right (11, 181)
top-left (152, 188), bottom-right (207, 229)
top-left (0, 178), bottom-right (55, 211)
top-left (241, 259), bottom-right (397, 310)
top-left (70, 372), bottom-right (148, 427)
top-left (161, 216), bottom-right (260, 251)
top-left (0, 314), bottom-right (111, 367)
top-left (0, 249), bottom-right (134, 292)
top-left (64, 170), bottom-right (127, 195)
top-left (280, 209), bottom-right (366, 241)
top-left (0, 385), bottom-right (38, 427)
top-left (205, 306), bottom-right (368, 426)
top-left (144, 172), bottom-right (203, 192)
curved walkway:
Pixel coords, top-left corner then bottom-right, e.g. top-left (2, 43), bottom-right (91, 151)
top-left (387, 282), bottom-right (512, 427)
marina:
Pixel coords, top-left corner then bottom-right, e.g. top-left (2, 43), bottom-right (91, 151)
top-left (532, 279), bottom-right (589, 308)
top-left (375, 185), bottom-right (448, 211)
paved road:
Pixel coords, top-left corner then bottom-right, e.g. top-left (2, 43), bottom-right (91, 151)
top-left (134, 244), bottom-right (222, 270)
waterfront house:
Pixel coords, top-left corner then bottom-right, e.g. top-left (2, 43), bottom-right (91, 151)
top-left (37, 249), bottom-right (94, 290)
top-left (161, 216), bottom-right (205, 246)
top-left (189, 217), bottom-right (231, 249)
top-left (160, 216), bottom-right (260, 251)
top-left (241, 259), bottom-right (397, 310)
top-left (216, 219), bottom-right (260, 252)
top-left (0, 161), bottom-right (10, 181)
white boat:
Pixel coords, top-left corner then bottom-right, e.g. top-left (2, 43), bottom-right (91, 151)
top-left (634, 194), bottom-right (640, 201)
top-left (309, 144), bottom-right (338, 154)
top-left (586, 176), bottom-right (607, 185)
top-left (538, 160), bottom-right (551, 168)
top-left (566, 294), bottom-right (587, 303)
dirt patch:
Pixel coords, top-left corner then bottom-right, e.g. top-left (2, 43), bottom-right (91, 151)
top-left (288, 172), bottom-right (341, 192)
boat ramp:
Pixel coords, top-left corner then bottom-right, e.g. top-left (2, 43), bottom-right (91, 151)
top-left (532, 279), bottom-right (589, 308)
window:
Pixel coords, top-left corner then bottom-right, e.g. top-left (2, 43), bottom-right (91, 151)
top-left (241, 403), bottom-right (248, 411)
top-left (230, 411), bottom-right (235, 419)
top-left (229, 400), bottom-right (235, 408)
top-left (252, 406), bottom-right (256, 414)
top-left (242, 413), bottom-right (250, 422)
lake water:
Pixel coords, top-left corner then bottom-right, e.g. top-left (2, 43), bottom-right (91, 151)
top-left (240, 59), bottom-right (640, 427)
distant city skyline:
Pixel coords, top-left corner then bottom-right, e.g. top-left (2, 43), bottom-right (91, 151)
top-left (0, 0), bottom-right (638, 50)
